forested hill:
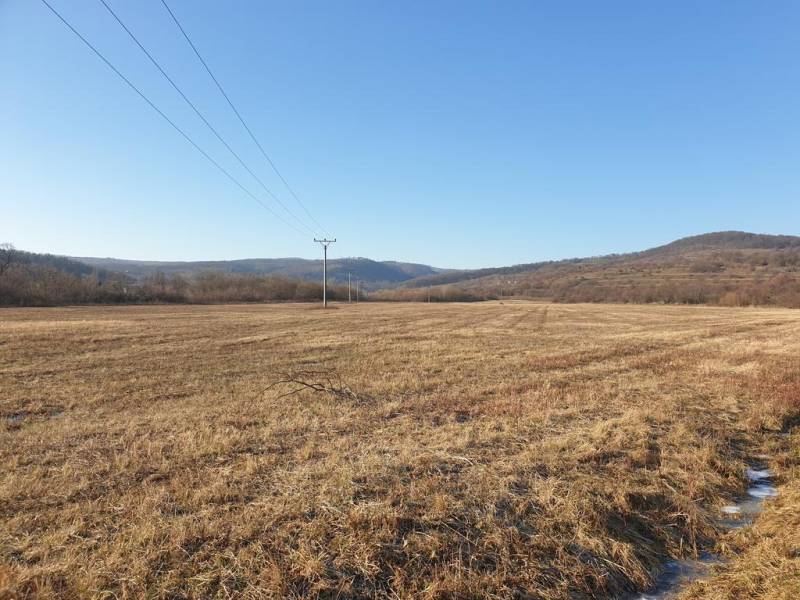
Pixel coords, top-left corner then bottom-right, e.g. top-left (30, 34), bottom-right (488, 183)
top-left (76, 256), bottom-right (447, 289)
top-left (1, 248), bottom-right (114, 280)
top-left (383, 232), bottom-right (800, 306)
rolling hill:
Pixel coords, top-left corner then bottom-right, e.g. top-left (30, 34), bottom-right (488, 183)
top-left (384, 231), bottom-right (800, 306)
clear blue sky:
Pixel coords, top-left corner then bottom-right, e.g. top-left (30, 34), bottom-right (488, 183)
top-left (2, 1), bottom-right (799, 269)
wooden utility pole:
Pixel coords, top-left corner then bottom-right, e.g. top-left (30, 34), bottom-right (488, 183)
top-left (314, 238), bottom-right (336, 307)
top-left (348, 272), bottom-right (352, 303)
top-left (356, 279), bottom-right (360, 303)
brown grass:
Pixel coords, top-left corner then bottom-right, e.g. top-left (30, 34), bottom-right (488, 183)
top-left (1, 302), bottom-right (799, 599)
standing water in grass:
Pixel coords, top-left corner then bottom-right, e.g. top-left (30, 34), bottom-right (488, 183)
top-left (632, 464), bottom-right (778, 600)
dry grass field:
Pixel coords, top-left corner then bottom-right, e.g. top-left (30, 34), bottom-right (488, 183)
top-left (2, 302), bottom-right (799, 599)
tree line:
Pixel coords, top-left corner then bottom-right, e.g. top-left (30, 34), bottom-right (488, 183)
top-left (548, 273), bottom-right (800, 308)
top-left (0, 245), bottom-right (349, 307)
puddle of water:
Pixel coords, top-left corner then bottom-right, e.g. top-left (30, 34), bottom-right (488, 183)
top-left (627, 463), bottom-right (777, 599)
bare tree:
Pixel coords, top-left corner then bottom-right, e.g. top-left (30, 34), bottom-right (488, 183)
top-left (0, 243), bottom-right (16, 276)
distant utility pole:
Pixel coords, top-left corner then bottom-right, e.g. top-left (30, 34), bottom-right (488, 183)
top-left (356, 278), bottom-right (360, 303)
top-left (314, 238), bottom-right (336, 307)
top-left (348, 272), bottom-right (352, 303)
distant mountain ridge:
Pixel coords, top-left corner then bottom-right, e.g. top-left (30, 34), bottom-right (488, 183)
top-left (75, 256), bottom-right (450, 290)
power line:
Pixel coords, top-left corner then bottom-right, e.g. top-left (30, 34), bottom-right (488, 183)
top-left (39, 0), bottom-right (308, 236)
top-left (97, 0), bottom-right (317, 237)
top-left (159, 0), bottom-right (330, 238)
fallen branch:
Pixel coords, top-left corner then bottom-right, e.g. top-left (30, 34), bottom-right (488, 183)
top-left (264, 367), bottom-right (367, 403)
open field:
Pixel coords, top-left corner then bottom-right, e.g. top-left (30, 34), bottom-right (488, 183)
top-left (2, 302), bottom-right (799, 599)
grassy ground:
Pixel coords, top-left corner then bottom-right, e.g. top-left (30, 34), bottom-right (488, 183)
top-left (1, 302), bottom-right (799, 599)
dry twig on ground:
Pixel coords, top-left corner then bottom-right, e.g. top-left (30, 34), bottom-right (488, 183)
top-left (264, 366), bottom-right (365, 402)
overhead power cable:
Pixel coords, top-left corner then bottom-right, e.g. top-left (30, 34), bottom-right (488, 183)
top-left (159, 0), bottom-right (330, 238)
top-left (97, 0), bottom-right (317, 237)
top-left (39, 0), bottom-right (308, 236)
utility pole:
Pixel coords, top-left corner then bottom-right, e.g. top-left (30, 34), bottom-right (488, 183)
top-left (314, 238), bottom-right (336, 307)
top-left (348, 272), bottom-right (352, 303)
top-left (356, 278), bottom-right (360, 303)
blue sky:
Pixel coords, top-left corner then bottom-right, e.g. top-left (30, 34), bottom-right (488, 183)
top-left (2, 1), bottom-right (799, 269)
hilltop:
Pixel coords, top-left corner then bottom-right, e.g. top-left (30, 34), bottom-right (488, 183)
top-left (643, 231), bottom-right (800, 255)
